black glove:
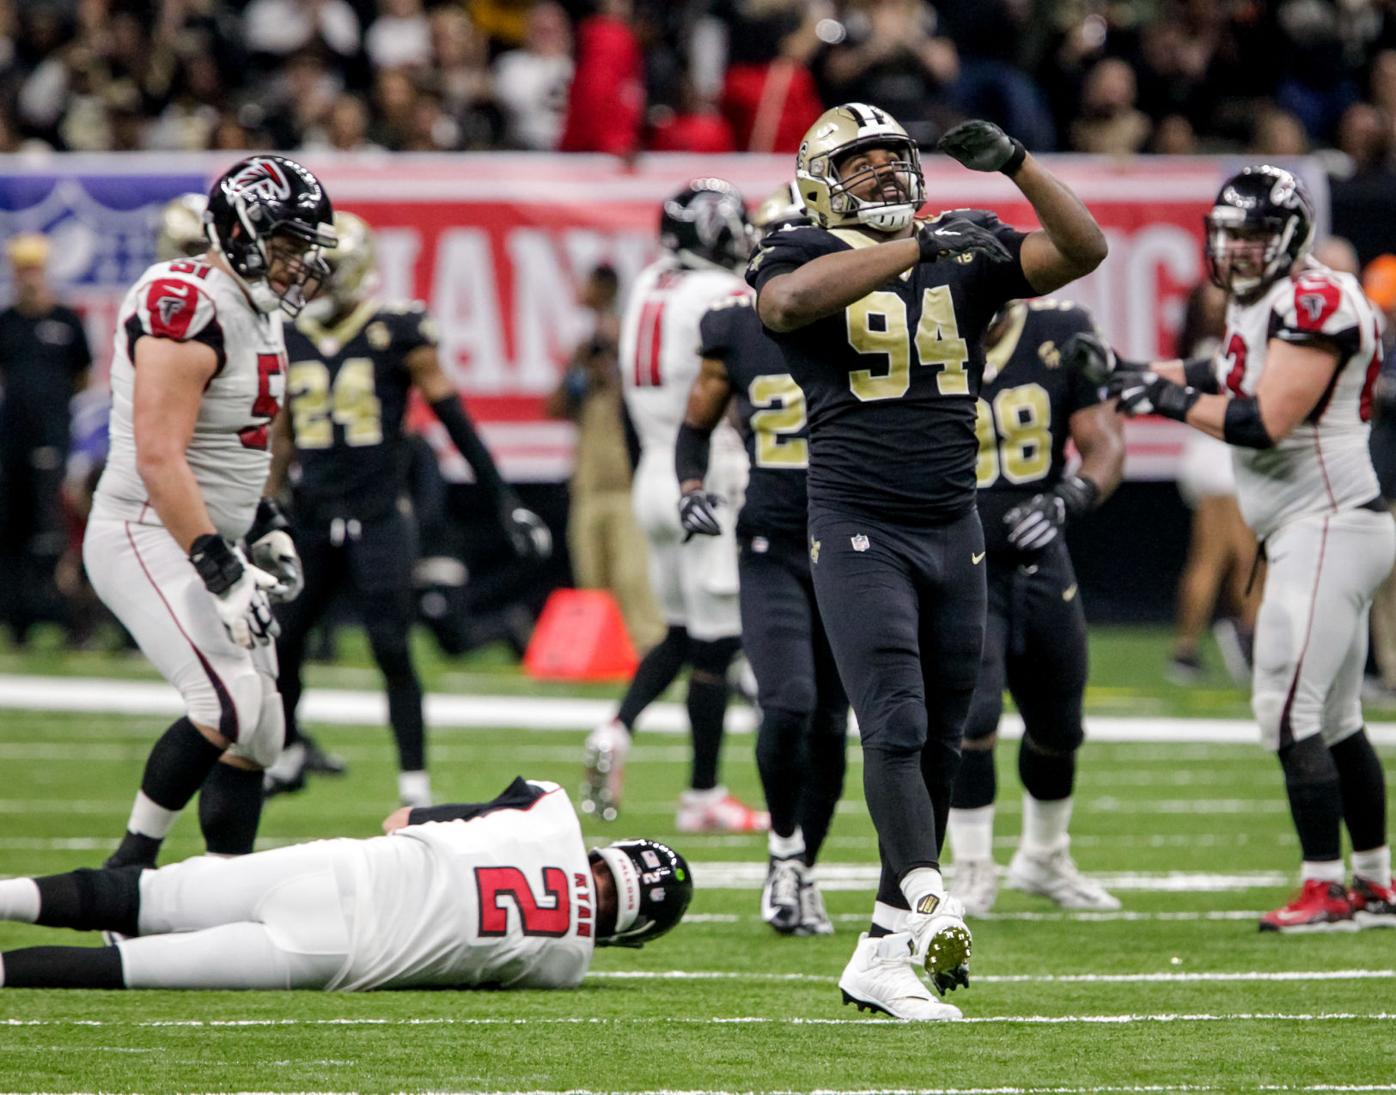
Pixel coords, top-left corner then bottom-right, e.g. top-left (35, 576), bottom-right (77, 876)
top-left (1002, 473), bottom-right (1100, 555)
top-left (500, 500), bottom-right (553, 560)
top-left (1108, 370), bottom-right (1200, 421)
top-left (678, 489), bottom-right (724, 539)
top-left (1060, 331), bottom-right (1119, 387)
top-left (916, 218), bottom-right (1012, 265)
top-left (937, 119), bottom-right (1027, 175)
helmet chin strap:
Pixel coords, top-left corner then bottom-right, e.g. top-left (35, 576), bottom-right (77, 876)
top-left (857, 203), bottom-right (916, 232)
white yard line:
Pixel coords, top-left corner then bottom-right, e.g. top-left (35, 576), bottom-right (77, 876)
top-left (691, 863), bottom-right (1292, 892)
top-left (4, 674), bottom-right (1395, 745)
top-left (584, 969), bottom-right (1394, 985)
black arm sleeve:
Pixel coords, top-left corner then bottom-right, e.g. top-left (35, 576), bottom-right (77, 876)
top-left (675, 421), bottom-right (713, 485)
top-left (1222, 396), bottom-right (1275, 449)
top-left (429, 393), bottom-right (510, 503)
top-left (407, 776), bottom-right (544, 825)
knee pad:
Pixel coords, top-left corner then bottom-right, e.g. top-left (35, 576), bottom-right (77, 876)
top-left (689, 635), bottom-right (740, 680)
top-left (961, 730), bottom-right (998, 753)
top-left (1021, 719), bottom-right (1084, 758)
top-left (225, 673), bottom-right (284, 769)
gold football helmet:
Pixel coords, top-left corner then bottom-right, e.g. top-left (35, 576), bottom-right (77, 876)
top-left (155, 193), bottom-right (208, 261)
top-left (796, 102), bottom-right (924, 233)
top-left (323, 211), bottom-right (379, 307)
top-left (753, 180), bottom-right (806, 232)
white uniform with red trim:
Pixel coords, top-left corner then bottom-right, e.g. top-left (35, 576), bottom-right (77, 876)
top-left (83, 258), bottom-right (285, 761)
top-left (1214, 258), bottom-right (1396, 749)
top-left (620, 257), bottom-right (748, 640)
top-left (117, 781), bottom-right (595, 991)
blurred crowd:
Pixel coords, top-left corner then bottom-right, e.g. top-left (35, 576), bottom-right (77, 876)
top-left (5, 0), bottom-right (1396, 170)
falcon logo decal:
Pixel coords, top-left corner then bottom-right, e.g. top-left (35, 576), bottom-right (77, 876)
top-left (223, 157), bottom-right (292, 202)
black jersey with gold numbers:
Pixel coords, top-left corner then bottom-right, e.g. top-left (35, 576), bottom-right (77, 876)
top-left (746, 212), bottom-right (1036, 525)
top-left (698, 293), bottom-right (809, 541)
top-left (975, 298), bottom-right (1104, 556)
top-left (282, 300), bottom-right (436, 521)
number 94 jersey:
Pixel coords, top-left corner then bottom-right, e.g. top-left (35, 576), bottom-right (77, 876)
top-left (747, 213), bottom-right (1036, 525)
top-left (282, 301), bottom-right (436, 521)
top-left (975, 299), bottom-right (1104, 558)
top-left (1216, 258), bottom-right (1383, 540)
top-left (93, 259), bottom-right (287, 541)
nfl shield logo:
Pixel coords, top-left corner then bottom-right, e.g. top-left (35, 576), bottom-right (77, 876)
top-left (851, 534), bottom-right (870, 552)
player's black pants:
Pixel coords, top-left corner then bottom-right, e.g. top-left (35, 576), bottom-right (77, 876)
top-left (276, 507), bottom-right (425, 772)
top-left (953, 542), bottom-right (1088, 810)
top-left (807, 505), bottom-right (986, 909)
top-left (739, 532), bottom-right (849, 865)
top-left (0, 440), bottom-right (69, 642)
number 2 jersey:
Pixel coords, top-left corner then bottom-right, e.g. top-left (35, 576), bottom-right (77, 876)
top-left (282, 300), bottom-right (435, 522)
top-left (698, 292), bottom-right (809, 542)
top-left (975, 300), bottom-right (1104, 558)
top-left (746, 213), bottom-right (1036, 525)
top-left (92, 259), bottom-right (286, 541)
top-left (328, 779), bottom-right (595, 991)
top-left (1215, 257), bottom-right (1383, 540)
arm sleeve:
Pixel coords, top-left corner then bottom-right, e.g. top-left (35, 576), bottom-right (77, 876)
top-left (406, 776), bottom-right (546, 825)
top-left (1268, 272), bottom-right (1363, 360)
top-left (429, 392), bottom-right (510, 503)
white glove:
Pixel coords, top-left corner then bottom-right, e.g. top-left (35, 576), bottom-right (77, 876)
top-left (249, 528), bottom-right (303, 602)
top-left (213, 561), bottom-right (281, 649)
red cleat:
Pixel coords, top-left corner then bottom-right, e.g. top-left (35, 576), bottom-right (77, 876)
top-left (1348, 877), bottom-right (1396, 929)
top-left (1258, 879), bottom-right (1358, 933)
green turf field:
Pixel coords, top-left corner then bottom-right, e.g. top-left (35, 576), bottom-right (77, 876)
top-left (0, 627), bottom-right (1393, 1093)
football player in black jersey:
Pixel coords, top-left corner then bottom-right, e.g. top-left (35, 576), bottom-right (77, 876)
top-left (747, 103), bottom-right (1106, 1020)
top-left (266, 212), bottom-right (552, 806)
top-left (677, 184), bottom-right (849, 937)
top-left (945, 298), bottom-right (1124, 917)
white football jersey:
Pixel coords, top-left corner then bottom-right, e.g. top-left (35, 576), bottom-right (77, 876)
top-left (1215, 258), bottom-right (1383, 540)
top-left (92, 258), bottom-right (286, 541)
top-left (620, 257), bottom-right (747, 458)
top-left (328, 781), bottom-right (595, 991)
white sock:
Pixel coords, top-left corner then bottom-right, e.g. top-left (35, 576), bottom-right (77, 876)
top-left (947, 806), bottom-right (995, 862)
top-left (1020, 794), bottom-right (1072, 855)
top-left (871, 900), bottom-right (908, 934)
top-left (900, 866), bottom-right (946, 915)
top-left (768, 827), bottom-right (804, 860)
top-left (1352, 845), bottom-right (1391, 886)
top-left (398, 770), bottom-right (432, 807)
top-left (0, 878), bottom-right (40, 923)
top-left (127, 791), bottom-right (177, 840)
top-left (1301, 858), bottom-right (1345, 884)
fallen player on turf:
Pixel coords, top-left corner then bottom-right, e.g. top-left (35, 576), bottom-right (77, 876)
top-left (0, 778), bottom-right (691, 990)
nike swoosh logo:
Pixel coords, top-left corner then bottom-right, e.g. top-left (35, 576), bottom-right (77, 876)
top-left (972, 552), bottom-right (985, 565)
top-left (1062, 584), bottom-right (1078, 602)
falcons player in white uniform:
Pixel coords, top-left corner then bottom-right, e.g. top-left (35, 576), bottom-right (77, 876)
top-left (1066, 165), bottom-right (1396, 932)
top-left (0, 780), bottom-right (692, 990)
top-left (580, 179), bottom-right (766, 834)
top-left (84, 156), bottom-right (336, 870)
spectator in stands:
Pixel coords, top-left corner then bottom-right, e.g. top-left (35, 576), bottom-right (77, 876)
top-left (646, 78), bottom-right (736, 153)
top-left (817, 0), bottom-right (958, 148)
top-left (546, 265), bottom-right (663, 651)
top-left (370, 66), bottom-right (421, 149)
top-left (559, 0), bottom-right (644, 157)
top-left (366, 0), bottom-right (433, 71)
top-left (1150, 113), bottom-right (1198, 154)
top-left (0, 234), bottom-right (91, 647)
top-left (1069, 57), bottom-right (1151, 154)
top-left (303, 92), bottom-right (380, 151)
top-left (265, 49), bottom-right (344, 149)
top-left (432, 7), bottom-right (497, 132)
top-left (1249, 105), bottom-right (1309, 156)
top-left (243, 0), bottom-right (361, 63)
top-left (493, 1), bottom-right (573, 150)
top-left (716, 0), bottom-right (824, 153)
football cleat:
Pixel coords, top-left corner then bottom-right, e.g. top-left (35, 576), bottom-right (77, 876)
top-left (951, 857), bottom-right (1000, 916)
top-left (797, 875), bottom-right (835, 936)
top-left (761, 856), bottom-right (805, 934)
top-left (838, 932), bottom-right (962, 1021)
top-left (1348, 877), bottom-right (1396, 929)
top-left (1006, 846), bottom-right (1122, 911)
top-left (262, 741), bottom-right (307, 798)
top-left (905, 894), bottom-right (973, 996)
top-left (1259, 880), bottom-right (1358, 933)
top-left (301, 732), bottom-right (348, 776)
top-left (580, 719), bottom-right (630, 822)
top-left (675, 788), bottom-right (769, 834)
